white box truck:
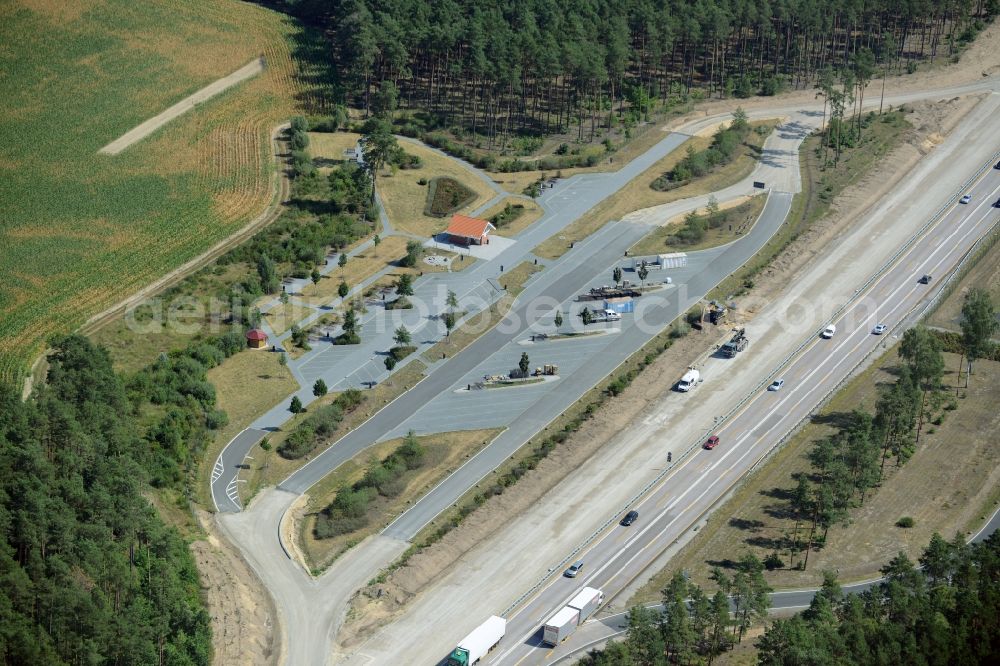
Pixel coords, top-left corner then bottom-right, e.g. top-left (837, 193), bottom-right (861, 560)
top-left (542, 587), bottom-right (605, 646)
top-left (568, 587), bottom-right (604, 622)
top-left (542, 606), bottom-right (580, 646)
top-left (676, 368), bottom-right (700, 392)
top-left (447, 616), bottom-right (506, 666)
top-left (658, 252), bottom-right (687, 269)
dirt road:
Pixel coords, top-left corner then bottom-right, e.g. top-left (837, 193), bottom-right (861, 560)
top-left (99, 58), bottom-right (265, 155)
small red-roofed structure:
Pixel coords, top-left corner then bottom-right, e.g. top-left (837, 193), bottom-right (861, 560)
top-left (445, 214), bottom-right (495, 246)
top-left (246, 328), bottom-right (268, 349)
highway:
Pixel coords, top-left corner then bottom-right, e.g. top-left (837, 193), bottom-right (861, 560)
top-left (208, 76), bottom-right (1000, 665)
top-left (486, 147), bottom-right (1000, 665)
top-left (552, 504), bottom-right (1000, 662)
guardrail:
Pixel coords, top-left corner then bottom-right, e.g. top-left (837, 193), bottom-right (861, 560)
top-left (501, 148), bottom-right (1000, 619)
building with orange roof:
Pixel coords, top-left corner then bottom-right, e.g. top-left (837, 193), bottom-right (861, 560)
top-left (445, 214), bottom-right (496, 246)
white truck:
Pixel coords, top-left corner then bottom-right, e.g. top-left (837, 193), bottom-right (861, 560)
top-left (676, 368), bottom-right (700, 392)
top-left (631, 252), bottom-right (687, 271)
top-left (542, 587), bottom-right (605, 646)
top-left (447, 616), bottom-right (506, 666)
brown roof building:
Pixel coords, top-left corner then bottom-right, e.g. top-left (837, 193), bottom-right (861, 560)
top-left (246, 328), bottom-right (268, 349)
top-left (445, 214), bottom-right (495, 246)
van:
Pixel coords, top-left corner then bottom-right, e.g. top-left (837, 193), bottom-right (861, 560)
top-left (676, 369), bottom-right (700, 392)
top-left (604, 309), bottom-right (622, 321)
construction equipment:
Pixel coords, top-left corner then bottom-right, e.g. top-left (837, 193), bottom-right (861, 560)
top-left (708, 300), bottom-right (728, 325)
top-left (720, 328), bottom-right (748, 358)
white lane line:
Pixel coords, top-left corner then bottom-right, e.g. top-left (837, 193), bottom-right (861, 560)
top-left (225, 477), bottom-right (242, 509)
top-left (211, 457), bottom-right (224, 483)
top-left (495, 172), bottom-right (1000, 664)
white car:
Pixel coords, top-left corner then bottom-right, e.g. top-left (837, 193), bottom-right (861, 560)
top-left (872, 323), bottom-right (887, 335)
top-left (960, 194), bottom-right (972, 204)
top-left (821, 325), bottom-right (836, 339)
top-left (768, 379), bottom-right (785, 391)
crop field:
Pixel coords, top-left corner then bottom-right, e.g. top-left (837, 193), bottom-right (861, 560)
top-left (0, 0), bottom-right (317, 386)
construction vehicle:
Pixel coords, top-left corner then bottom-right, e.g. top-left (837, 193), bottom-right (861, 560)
top-left (447, 616), bottom-right (506, 666)
top-left (577, 286), bottom-right (641, 301)
top-left (542, 588), bottom-right (604, 646)
top-left (720, 328), bottom-right (748, 358)
top-left (707, 300), bottom-right (727, 325)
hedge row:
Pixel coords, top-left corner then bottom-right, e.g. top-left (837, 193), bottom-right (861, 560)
top-left (277, 388), bottom-right (364, 459)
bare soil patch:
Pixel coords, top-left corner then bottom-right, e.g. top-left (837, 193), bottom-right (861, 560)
top-left (192, 510), bottom-right (278, 666)
top-left (736, 95), bottom-right (982, 310)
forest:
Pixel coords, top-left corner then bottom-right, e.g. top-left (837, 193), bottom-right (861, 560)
top-left (0, 336), bottom-right (210, 664)
top-left (274, 0), bottom-right (994, 146)
top-left (582, 532), bottom-right (1000, 665)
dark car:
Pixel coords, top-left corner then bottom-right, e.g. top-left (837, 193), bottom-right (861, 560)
top-left (620, 510), bottom-right (639, 526)
top-left (994, 159), bottom-right (1000, 170)
top-left (703, 435), bottom-right (720, 450)
top-left (994, 198), bottom-right (1000, 208)
top-left (919, 274), bottom-right (932, 284)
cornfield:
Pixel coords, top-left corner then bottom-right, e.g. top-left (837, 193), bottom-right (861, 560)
top-left (0, 0), bottom-right (314, 387)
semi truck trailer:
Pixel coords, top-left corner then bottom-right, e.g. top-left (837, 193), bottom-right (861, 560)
top-left (447, 616), bottom-right (506, 666)
top-left (542, 587), bottom-right (604, 646)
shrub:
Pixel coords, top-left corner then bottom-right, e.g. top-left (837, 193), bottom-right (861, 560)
top-left (763, 553), bottom-right (784, 570)
top-left (896, 516), bottom-right (915, 528)
top-left (424, 177), bottom-right (477, 217)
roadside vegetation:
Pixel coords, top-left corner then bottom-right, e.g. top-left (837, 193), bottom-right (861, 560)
top-left (299, 429), bottom-right (501, 572)
top-left (709, 109), bottom-right (911, 302)
top-left (533, 118), bottom-right (776, 260)
top-left (0, 336), bottom-right (210, 664)
top-left (643, 291), bottom-right (998, 597)
top-left (587, 534), bottom-right (1000, 666)
top-left (629, 195), bottom-right (767, 256)
top-left (237, 360), bottom-right (427, 504)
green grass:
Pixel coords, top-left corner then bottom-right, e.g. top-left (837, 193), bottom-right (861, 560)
top-left (0, 0), bottom-right (312, 386)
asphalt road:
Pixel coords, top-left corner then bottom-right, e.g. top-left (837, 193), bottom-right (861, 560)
top-left (553, 503), bottom-right (1000, 662)
top-left (382, 191), bottom-right (795, 540)
top-left (486, 146), bottom-right (1000, 665)
top-left (209, 77), bottom-right (1000, 666)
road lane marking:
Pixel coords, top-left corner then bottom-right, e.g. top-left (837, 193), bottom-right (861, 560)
top-left (495, 166), bottom-right (1000, 665)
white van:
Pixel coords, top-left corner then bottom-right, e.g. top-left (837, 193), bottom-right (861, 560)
top-left (821, 325), bottom-right (836, 339)
top-left (604, 309), bottom-right (622, 321)
top-left (677, 368), bottom-right (700, 392)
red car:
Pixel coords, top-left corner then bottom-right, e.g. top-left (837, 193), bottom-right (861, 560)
top-left (703, 435), bottom-right (720, 450)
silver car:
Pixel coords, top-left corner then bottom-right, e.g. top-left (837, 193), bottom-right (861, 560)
top-left (564, 560), bottom-right (584, 578)
top-left (768, 379), bottom-right (785, 391)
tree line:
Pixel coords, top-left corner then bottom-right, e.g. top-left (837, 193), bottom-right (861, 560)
top-left (0, 336), bottom-right (210, 664)
top-left (581, 554), bottom-right (772, 664)
top-left (757, 532), bottom-right (1000, 665)
top-left (276, 0), bottom-right (993, 148)
top-left (736, 289), bottom-right (997, 571)
top-left (584, 531), bottom-right (1000, 664)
